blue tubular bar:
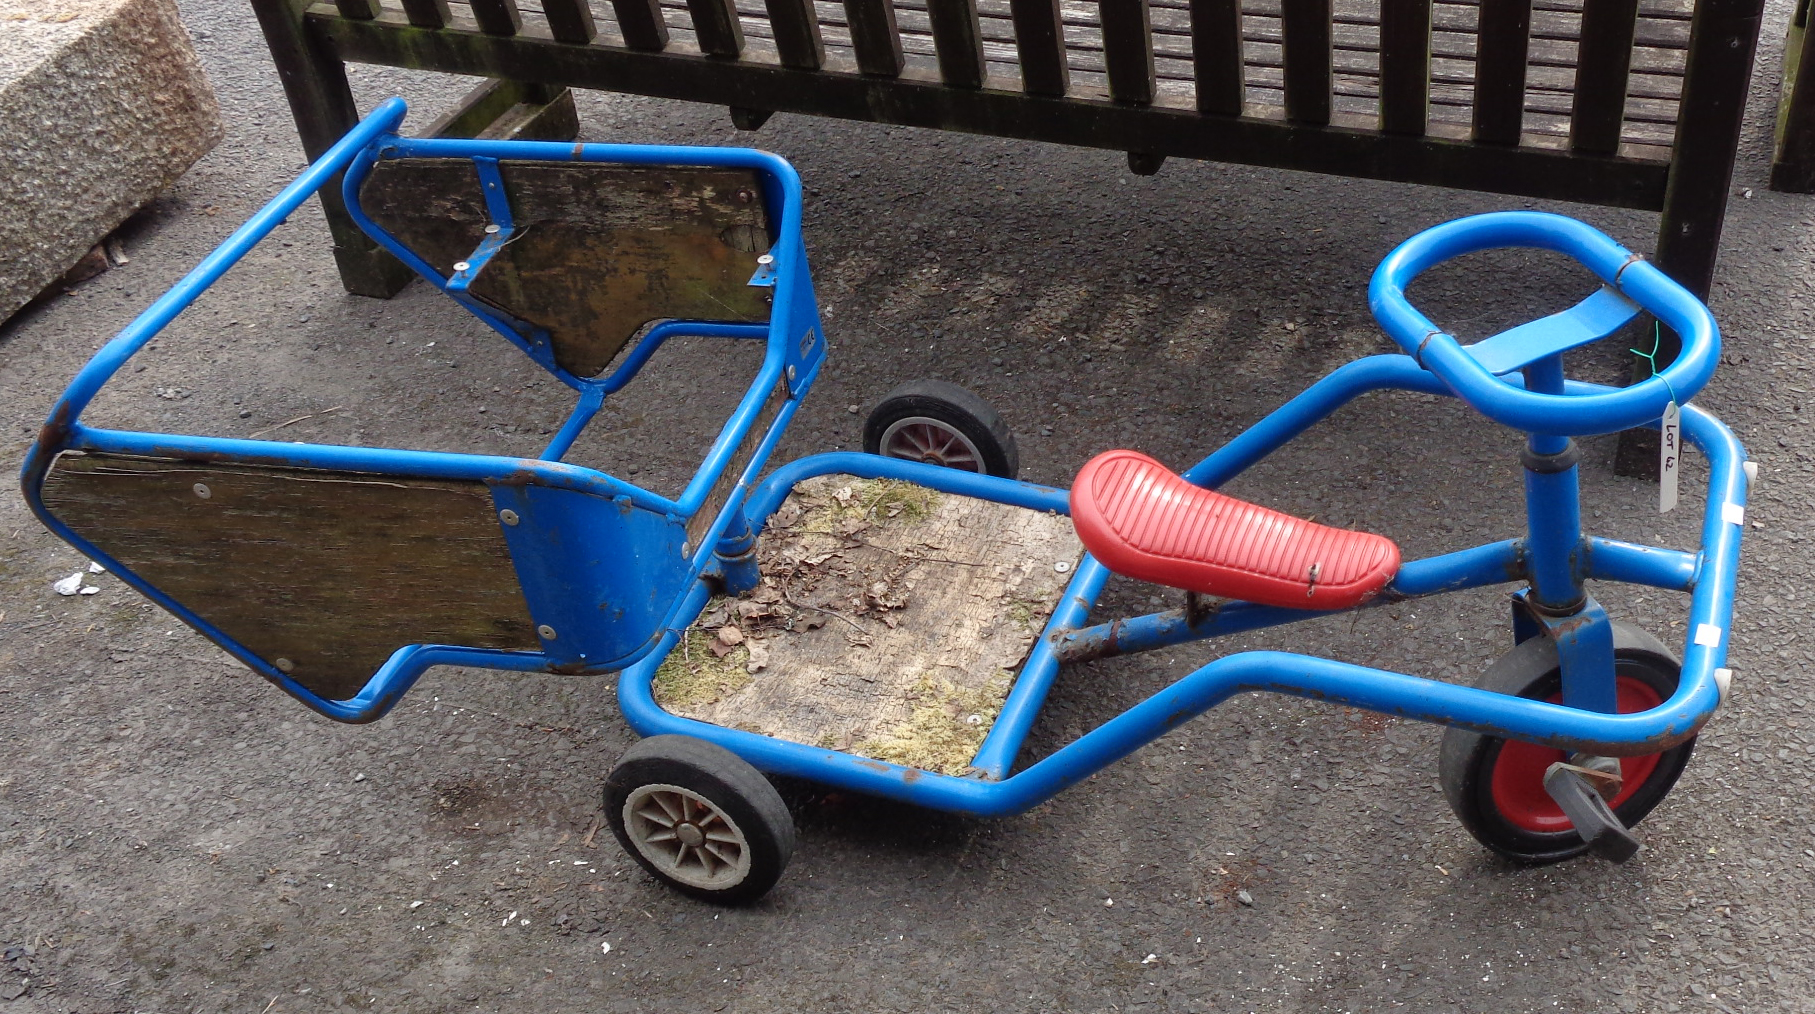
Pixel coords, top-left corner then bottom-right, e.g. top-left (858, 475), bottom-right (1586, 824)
top-left (970, 556), bottom-right (1111, 778)
top-left (678, 362), bottom-right (791, 518)
top-left (1182, 355), bottom-right (1450, 487)
top-left (546, 320), bottom-right (778, 464)
top-left (1369, 212), bottom-right (1720, 436)
top-left (1677, 402), bottom-right (1746, 682)
top-left (63, 426), bottom-right (679, 515)
top-left (1522, 466), bottom-right (1586, 609)
top-left (1517, 355), bottom-right (1586, 609)
top-left (293, 645), bottom-right (549, 723)
top-left (741, 451), bottom-right (1072, 526)
top-left (1392, 539), bottom-right (1525, 594)
top-left (541, 385), bottom-right (605, 461)
top-left (1048, 540), bottom-right (1521, 663)
top-left (1520, 354), bottom-right (1570, 456)
top-left (1586, 538), bottom-right (1698, 591)
top-left (593, 321), bottom-right (769, 396)
top-left (682, 365), bottom-right (810, 571)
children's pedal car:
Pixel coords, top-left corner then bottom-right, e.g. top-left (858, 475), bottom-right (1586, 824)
top-left (23, 99), bottom-right (1748, 903)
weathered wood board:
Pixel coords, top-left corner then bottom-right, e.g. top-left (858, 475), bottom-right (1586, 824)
top-left (40, 452), bottom-right (538, 702)
top-left (655, 475), bottom-right (1082, 775)
top-left (359, 159), bottom-right (773, 377)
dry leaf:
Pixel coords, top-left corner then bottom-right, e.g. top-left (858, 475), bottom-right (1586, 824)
top-left (699, 603), bottom-right (732, 628)
top-left (734, 600), bottom-right (771, 621)
top-left (770, 501), bottom-right (803, 528)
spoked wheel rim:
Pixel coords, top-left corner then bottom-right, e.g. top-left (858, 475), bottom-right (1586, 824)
top-left (877, 416), bottom-right (986, 472)
top-left (1489, 675), bottom-right (1667, 834)
top-left (622, 783), bottom-right (752, 890)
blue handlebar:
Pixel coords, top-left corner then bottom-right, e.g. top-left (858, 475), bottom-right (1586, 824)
top-left (1368, 212), bottom-right (1720, 436)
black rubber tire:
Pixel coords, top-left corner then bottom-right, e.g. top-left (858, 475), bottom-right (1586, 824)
top-left (862, 379), bottom-right (1020, 479)
top-left (1439, 622), bottom-right (1696, 864)
top-left (604, 735), bottom-right (795, 904)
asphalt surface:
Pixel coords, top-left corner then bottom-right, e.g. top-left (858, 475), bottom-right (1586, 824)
top-left (3, 2), bottom-right (1815, 1012)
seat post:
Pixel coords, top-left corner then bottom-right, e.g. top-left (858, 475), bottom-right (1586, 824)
top-left (1519, 354), bottom-right (1586, 615)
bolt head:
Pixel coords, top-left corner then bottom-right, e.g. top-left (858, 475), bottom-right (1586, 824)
top-left (537, 624), bottom-right (557, 641)
top-left (274, 657), bottom-right (295, 673)
top-left (453, 261), bottom-right (471, 273)
top-left (192, 483), bottom-right (211, 499)
top-left (499, 509), bottom-right (520, 526)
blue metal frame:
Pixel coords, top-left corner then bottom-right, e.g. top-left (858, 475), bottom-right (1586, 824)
top-left (19, 97), bottom-right (824, 722)
top-left (613, 355), bottom-right (1744, 814)
top-left (20, 102), bottom-right (1747, 823)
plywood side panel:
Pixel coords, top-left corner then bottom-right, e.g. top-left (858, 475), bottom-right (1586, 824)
top-left (42, 453), bottom-right (538, 701)
top-left (360, 159), bottom-right (773, 377)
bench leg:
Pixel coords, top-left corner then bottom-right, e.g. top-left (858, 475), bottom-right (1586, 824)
top-left (1614, 0), bottom-right (1764, 478)
top-left (251, 0), bottom-right (415, 298)
top-left (1771, 0), bottom-right (1815, 192)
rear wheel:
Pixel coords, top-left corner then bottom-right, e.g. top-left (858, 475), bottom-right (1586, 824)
top-left (1438, 623), bottom-right (1695, 863)
top-left (863, 379), bottom-right (1019, 478)
top-left (605, 735), bottom-right (795, 903)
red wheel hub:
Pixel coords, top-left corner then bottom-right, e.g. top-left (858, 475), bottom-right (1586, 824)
top-left (1489, 675), bottom-right (1666, 834)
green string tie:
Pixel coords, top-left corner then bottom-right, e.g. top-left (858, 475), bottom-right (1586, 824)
top-left (1629, 320), bottom-right (1680, 409)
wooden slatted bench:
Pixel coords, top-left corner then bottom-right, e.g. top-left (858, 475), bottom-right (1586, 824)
top-left (254, 0), bottom-right (1768, 345)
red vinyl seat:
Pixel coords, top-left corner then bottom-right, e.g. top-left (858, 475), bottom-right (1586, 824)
top-left (1070, 450), bottom-right (1400, 610)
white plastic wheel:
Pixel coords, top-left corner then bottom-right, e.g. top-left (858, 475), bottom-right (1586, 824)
top-left (877, 416), bottom-right (987, 471)
top-left (620, 782), bottom-right (753, 891)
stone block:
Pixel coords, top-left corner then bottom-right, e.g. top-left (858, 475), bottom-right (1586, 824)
top-left (0, 0), bottom-right (222, 321)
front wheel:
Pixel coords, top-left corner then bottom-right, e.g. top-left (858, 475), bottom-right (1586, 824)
top-left (605, 735), bottom-right (796, 904)
top-left (1439, 622), bottom-right (1696, 863)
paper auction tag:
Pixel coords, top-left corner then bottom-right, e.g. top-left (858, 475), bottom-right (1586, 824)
top-left (1659, 401), bottom-right (1681, 513)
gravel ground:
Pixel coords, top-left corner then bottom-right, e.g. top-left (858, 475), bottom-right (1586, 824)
top-left (3, 3), bottom-right (1815, 1012)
